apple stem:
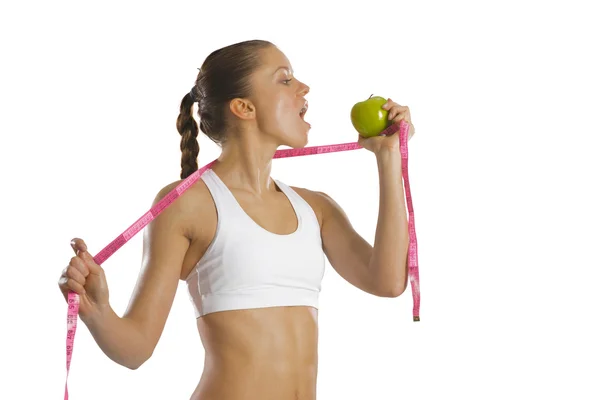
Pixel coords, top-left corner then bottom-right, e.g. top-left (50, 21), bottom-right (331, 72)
top-left (369, 94), bottom-right (373, 99)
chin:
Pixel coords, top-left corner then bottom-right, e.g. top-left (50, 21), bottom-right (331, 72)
top-left (270, 119), bottom-right (311, 148)
top-left (289, 133), bottom-right (310, 148)
top-left (277, 129), bottom-right (309, 149)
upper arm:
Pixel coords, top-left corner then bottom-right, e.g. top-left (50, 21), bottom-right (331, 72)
top-left (316, 191), bottom-right (387, 297)
top-left (122, 182), bottom-right (192, 355)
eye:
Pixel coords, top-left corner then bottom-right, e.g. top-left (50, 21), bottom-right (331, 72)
top-left (283, 78), bottom-right (293, 85)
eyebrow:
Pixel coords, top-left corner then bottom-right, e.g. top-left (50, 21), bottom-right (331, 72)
top-left (274, 66), bottom-right (294, 75)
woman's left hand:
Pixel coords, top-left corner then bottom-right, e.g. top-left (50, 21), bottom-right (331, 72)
top-left (358, 99), bottom-right (415, 155)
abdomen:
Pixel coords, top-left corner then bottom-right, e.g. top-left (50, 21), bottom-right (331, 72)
top-left (191, 305), bottom-right (319, 400)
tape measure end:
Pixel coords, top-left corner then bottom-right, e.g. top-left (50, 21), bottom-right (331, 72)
top-left (413, 316), bottom-right (420, 322)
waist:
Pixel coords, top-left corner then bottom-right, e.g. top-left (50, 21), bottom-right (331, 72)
top-left (196, 342), bottom-right (318, 400)
top-left (195, 364), bottom-right (317, 400)
top-left (197, 305), bottom-right (319, 367)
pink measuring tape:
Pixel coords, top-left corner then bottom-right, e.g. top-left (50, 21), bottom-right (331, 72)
top-left (63, 119), bottom-right (420, 399)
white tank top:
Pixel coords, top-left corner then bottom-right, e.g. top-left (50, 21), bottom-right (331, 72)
top-left (185, 169), bottom-right (326, 318)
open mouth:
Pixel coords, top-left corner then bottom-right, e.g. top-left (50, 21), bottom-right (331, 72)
top-left (299, 102), bottom-right (308, 120)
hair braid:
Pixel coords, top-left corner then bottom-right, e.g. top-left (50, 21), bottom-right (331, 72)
top-left (176, 92), bottom-right (199, 179)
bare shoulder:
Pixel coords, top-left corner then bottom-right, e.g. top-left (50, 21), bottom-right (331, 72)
top-left (152, 175), bottom-right (218, 277)
top-left (153, 175), bottom-right (214, 226)
top-left (154, 176), bottom-right (211, 207)
top-left (289, 186), bottom-right (339, 228)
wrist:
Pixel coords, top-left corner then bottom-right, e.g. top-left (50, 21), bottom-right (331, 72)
top-left (375, 147), bottom-right (401, 165)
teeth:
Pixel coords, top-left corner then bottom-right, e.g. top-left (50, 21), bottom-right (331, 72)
top-left (299, 101), bottom-right (308, 119)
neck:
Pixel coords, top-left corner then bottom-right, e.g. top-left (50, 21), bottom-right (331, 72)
top-left (212, 130), bottom-right (280, 197)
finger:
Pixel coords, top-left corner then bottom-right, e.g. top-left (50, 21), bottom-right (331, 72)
top-left (390, 110), bottom-right (408, 124)
top-left (78, 250), bottom-right (102, 274)
top-left (71, 239), bottom-right (102, 273)
top-left (71, 238), bottom-right (88, 255)
top-left (65, 268), bottom-right (86, 288)
top-left (388, 108), bottom-right (401, 121)
top-left (70, 256), bottom-right (90, 278)
top-left (58, 276), bottom-right (70, 301)
top-left (66, 264), bottom-right (87, 286)
top-left (388, 105), bottom-right (409, 120)
top-left (382, 98), bottom-right (393, 110)
top-left (392, 108), bottom-right (410, 123)
top-left (58, 271), bottom-right (68, 288)
top-left (383, 98), bottom-right (402, 109)
top-left (66, 278), bottom-right (86, 295)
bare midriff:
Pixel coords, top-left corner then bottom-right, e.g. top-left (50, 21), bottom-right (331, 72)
top-left (188, 305), bottom-right (319, 400)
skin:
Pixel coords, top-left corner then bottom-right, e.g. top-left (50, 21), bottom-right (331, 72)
top-left (58, 45), bottom-right (416, 399)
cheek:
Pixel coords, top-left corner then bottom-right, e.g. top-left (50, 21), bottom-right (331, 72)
top-left (260, 95), bottom-right (295, 127)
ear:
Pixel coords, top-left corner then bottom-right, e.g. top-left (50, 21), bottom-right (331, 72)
top-left (229, 98), bottom-right (256, 120)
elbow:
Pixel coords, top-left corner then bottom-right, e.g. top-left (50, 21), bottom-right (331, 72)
top-left (125, 359), bottom-right (144, 371)
top-left (379, 282), bottom-right (407, 298)
top-left (124, 355), bottom-right (149, 370)
top-left (125, 363), bottom-right (140, 371)
top-left (123, 348), bottom-right (154, 370)
top-left (370, 260), bottom-right (408, 298)
top-left (389, 285), bottom-right (406, 298)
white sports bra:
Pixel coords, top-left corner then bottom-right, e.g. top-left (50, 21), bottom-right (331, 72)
top-left (185, 169), bottom-right (326, 318)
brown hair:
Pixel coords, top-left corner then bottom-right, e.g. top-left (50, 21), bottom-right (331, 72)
top-left (175, 40), bottom-right (274, 179)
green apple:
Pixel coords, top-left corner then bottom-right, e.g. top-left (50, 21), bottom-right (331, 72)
top-left (350, 95), bottom-right (391, 137)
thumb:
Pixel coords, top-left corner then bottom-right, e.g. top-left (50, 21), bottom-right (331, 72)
top-left (79, 250), bottom-right (103, 274)
top-left (71, 238), bottom-right (103, 274)
top-left (70, 238), bottom-right (87, 255)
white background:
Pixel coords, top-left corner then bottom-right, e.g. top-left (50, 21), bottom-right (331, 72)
top-left (1, 0), bottom-right (599, 399)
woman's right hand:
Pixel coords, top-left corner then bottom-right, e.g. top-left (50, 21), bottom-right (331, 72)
top-left (58, 238), bottom-right (110, 320)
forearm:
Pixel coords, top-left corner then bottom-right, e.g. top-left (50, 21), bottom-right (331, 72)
top-left (81, 304), bottom-right (151, 370)
top-left (370, 149), bottom-right (409, 295)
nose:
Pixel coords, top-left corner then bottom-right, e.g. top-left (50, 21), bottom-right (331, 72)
top-left (298, 80), bottom-right (310, 96)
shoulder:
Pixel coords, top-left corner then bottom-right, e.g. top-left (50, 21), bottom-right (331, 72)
top-left (289, 186), bottom-right (340, 228)
top-left (153, 175), bottom-right (211, 211)
top-left (150, 174), bottom-right (215, 235)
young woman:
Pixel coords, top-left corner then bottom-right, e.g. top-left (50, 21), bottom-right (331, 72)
top-left (58, 39), bottom-right (415, 400)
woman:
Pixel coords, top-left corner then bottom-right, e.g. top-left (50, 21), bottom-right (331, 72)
top-left (58, 39), bottom-right (415, 400)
